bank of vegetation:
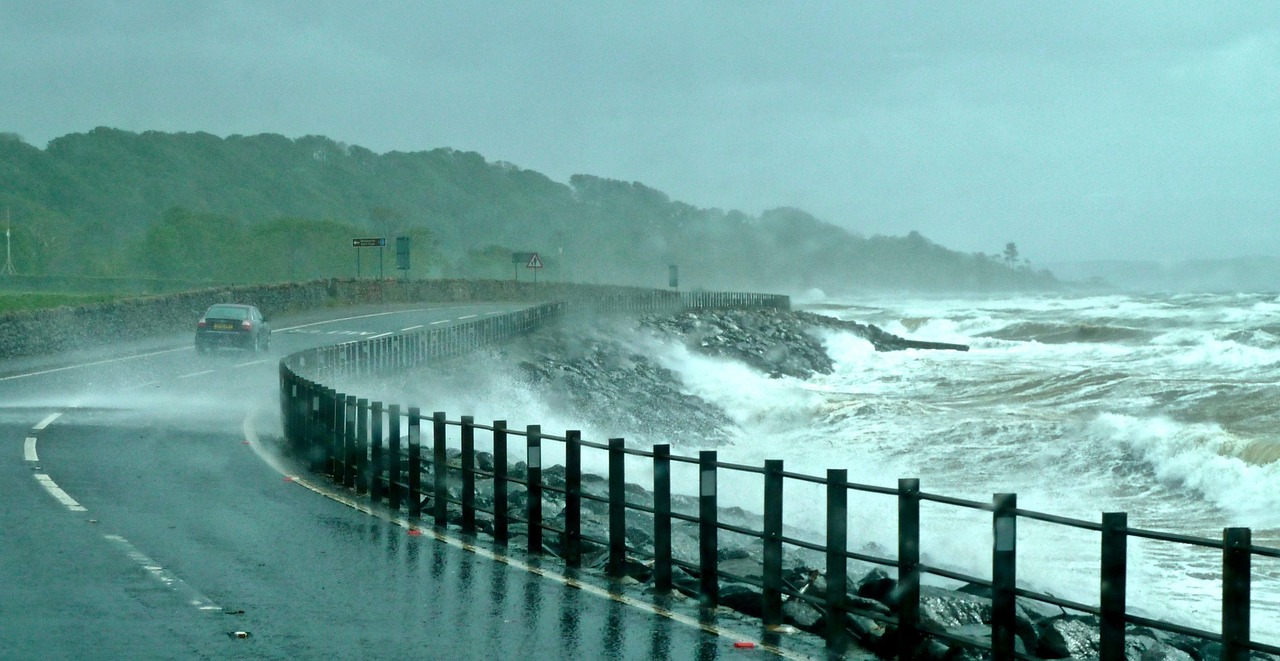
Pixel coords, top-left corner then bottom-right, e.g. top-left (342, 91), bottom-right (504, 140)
top-left (0, 128), bottom-right (1056, 294)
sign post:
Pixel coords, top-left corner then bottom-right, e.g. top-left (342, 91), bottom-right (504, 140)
top-left (395, 236), bottom-right (410, 278)
top-left (526, 252), bottom-right (543, 284)
top-left (352, 237), bottom-right (386, 278)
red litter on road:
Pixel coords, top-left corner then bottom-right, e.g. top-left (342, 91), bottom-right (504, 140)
top-left (408, 529), bottom-right (423, 536)
top-left (282, 476), bottom-right (294, 482)
top-left (733, 642), bottom-right (756, 649)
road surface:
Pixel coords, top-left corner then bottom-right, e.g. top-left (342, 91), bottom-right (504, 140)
top-left (1, 302), bottom-right (833, 659)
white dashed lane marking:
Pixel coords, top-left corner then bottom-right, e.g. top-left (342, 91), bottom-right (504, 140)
top-left (369, 332), bottom-right (393, 339)
top-left (22, 411), bottom-right (222, 614)
top-left (400, 325), bottom-right (424, 332)
top-left (430, 320), bottom-right (449, 325)
top-left (34, 474), bottom-right (87, 512)
top-left (102, 535), bottom-right (222, 612)
top-left (458, 314), bottom-right (477, 320)
top-left (177, 370), bottom-right (215, 379)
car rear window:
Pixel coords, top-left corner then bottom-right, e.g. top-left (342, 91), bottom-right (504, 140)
top-left (206, 305), bottom-right (249, 320)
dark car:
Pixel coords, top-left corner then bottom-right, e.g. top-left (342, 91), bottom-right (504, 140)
top-left (195, 304), bottom-right (271, 354)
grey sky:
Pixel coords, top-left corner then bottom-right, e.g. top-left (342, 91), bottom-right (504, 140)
top-left (2, 2), bottom-right (1278, 263)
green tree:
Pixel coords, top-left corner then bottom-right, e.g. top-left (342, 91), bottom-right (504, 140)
top-left (139, 207), bottom-right (245, 281)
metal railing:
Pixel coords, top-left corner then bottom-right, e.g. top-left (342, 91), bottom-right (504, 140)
top-left (277, 292), bottom-right (1277, 661)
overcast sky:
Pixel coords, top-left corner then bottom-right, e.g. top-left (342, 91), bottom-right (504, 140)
top-left (2, 2), bottom-right (1278, 263)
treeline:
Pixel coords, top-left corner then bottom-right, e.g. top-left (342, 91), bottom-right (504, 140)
top-left (0, 128), bottom-right (1057, 292)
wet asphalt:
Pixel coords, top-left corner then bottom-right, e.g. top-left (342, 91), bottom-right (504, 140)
top-left (0, 302), bottom-right (835, 660)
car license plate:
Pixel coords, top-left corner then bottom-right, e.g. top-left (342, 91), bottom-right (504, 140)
top-left (213, 322), bottom-right (234, 331)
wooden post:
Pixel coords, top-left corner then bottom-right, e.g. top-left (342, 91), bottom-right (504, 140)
top-left (1100, 512), bottom-right (1127, 661)
top-left (370, 401), bottom-right (384, 503)
top-left (653, 444), bottom-right (672, 593)
top-left (699, 450), bottom-right (718, 605)
top-left (763, 460), bottom-right (784, 627)
top-left (433, 411), bottom-right (448, 526)
top-left (461, 416), bottom-right (476, 534)
top-left (608, 438), bottom-right (627, 576)
top-left (355, 398), bottom-right (368, 495)
top-left (898, 478), bottom-right (921, 659)
top-left (564, 430), bottom-right (582, 567)
top-left (992, 493), bottom-right (1017, 661)
top-left (526, 425), bottom-right (542, 555)
top-left (1222, 527), bottom-right (1252, 661)
top-left (493, 421), bottom-right (508, 546)
top-left (826, 469), bottom-right (848, 652)
top-left (407, 408), bottom-right (422, 518)
top-left (388, 404), bottom-right (401, 510)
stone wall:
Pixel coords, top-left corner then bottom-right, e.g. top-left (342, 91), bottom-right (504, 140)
top-left (0, 278), bottom-right (678, 360)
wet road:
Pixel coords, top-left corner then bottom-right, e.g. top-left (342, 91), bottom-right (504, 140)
top-left (0, 302), bottom-right (829, 660)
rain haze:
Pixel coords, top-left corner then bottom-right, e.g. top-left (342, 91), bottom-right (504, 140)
top-left (2, 1), bottom-right (1278, 266)
top-left (9, 3), bottom-right (1280, 654)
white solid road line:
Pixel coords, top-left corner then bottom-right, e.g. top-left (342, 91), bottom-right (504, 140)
top-left (281, 471), bottom-right (812, 660)
top-left (102, 535), bottom-right (222, 612)
top-left (0, 347), bottom-right (188, 382)
top-left (24, 437), bottom-right (37, 462)
top-left (275, 305), bottom-right (482, 332)
top-left (34, 474), bottom-right (87, 512)
top-left (34, 413), bottom-right (61, 430)
top-left (0, 304), bottom-right (507, 383)
top-left (239, 410), bottom-right (811, 660)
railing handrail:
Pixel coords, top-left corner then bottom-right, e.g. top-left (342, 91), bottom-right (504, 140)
top-left (276, 290), bottom-right (1279, 661)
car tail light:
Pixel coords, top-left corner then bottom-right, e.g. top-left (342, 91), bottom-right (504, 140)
top-left (197, 319), bottom-right (207, 329)
top-left (241, 320), bottom-right (253, 331)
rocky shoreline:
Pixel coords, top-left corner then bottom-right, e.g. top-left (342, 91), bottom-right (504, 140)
top-left (406, 308), bottom-right (1238, 661)
top-left (425, 447), bottom-right (1219, 661)
top-left (490, 306), bottom-right (967, 446)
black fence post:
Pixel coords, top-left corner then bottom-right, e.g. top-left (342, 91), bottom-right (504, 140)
top-left (898, 478), bottom-right (921, 659)
top-left (763, 460), bottom-right (784, 627)
top-left (408, 407), bottom-right (422, 519)
top-left (355, 398), bottom-right (369, 495)
top-left (388, 404), bottom-right (401, 511)
top-left (564, 430), bottom-right (582, 568)
top-left (331, 390), bottom-right (345, 484)
top-left (827, 468), bottom-right (848, 652)
top-left (342, 395), bottom-right (356, 487)
top-left (433, 411), bottom-right (448, 527)
top-left (370, 401), bottom-right (384, 503)
top-left (310, 390), bottom-right (324, 472)
top-left (1100, 512), bottom-right (1127, 661)
top-left (699, 450), bottom-right (718, 606)
top-left (1222, 527), bottom-right (1252, 661)
top-left (493, 421), bottom-right (509, 546)
top-left (653, 444), bottom-right (672, 593)
top-left (526, 425), bottom-right (542, 555)
top-left (461, 416), bottom-right (476, 534)
top-left (608, 438), bottom-right (627, 577)
top-left (992, 493), bottom-right (1017, 661)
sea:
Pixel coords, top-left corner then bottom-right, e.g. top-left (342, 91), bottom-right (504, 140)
top-left (390, 290), bottom-right (1280, 642)
top-left (664, 291), bottom-right (1280, 643)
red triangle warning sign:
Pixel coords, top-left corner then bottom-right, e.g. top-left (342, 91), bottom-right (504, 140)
top-left (526, 253), bottom-right (543, 269)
